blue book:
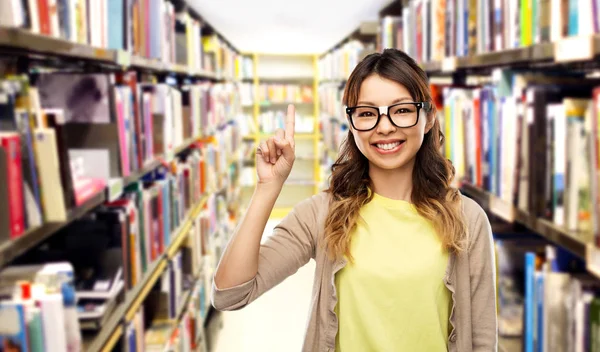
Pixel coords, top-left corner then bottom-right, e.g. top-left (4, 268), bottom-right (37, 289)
top-left (127, 323), bottom-right (136, 352)
top-left (57, 0), bottom-right (71, 40)
top-left (524, 252), bottom-right (536, 352)
top-left (15, 110), bottom-right (42, 229)
top-left (0, 302), bottom-right (29, 352)
top-left (463, 0), bottom-right (469, 56)
top-left (107, 0), bottom-right (125, 50)
top-left (495, 97), bottom-right (503, 197)
top-left (568, 0), bottom-right (579, 36)
top-left (149, 0), bottom-right (161, 59)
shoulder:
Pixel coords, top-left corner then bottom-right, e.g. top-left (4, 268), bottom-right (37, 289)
top-left (459, 194), bottom-right (493, 252)
top-left (288, 191), bottom-right (332, 226)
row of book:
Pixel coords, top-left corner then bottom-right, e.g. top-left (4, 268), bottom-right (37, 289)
top-left (0, 144), bottom-right (232, 351)
top-left (244, 83), bottom-right (314, 104)
top-left (496, 234), bottom-right (600, 351)
top-left (258, 111), bottom-right (315, 134)
top-left (318, 40), bottom-right (367, 81)
top-left (0, 72), bottom-right (241, 242)
top-left (439, 70), bottom-right (600, 237)
top-left (382, 0), bottom-right (600, 64)
top-left (0, 0), bottom-right (245, 78)
top-left (319, 84), bottom-right (345, 120)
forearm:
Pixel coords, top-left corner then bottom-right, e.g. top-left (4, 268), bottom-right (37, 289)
top-left (214, 182), bottom-right (282, 289)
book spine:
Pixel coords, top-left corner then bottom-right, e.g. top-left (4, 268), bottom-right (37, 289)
top-left (47, 0), bottom-right (60, 37)
top-left (39, 293), bottom-right (68, 352)
top-left (115, 89), bottom-right (131, 177)
top-left (28, 0), bottom-right (40, 32)
top-left (568, 0), bottom-right (579, 35)
top-left (107, 0), bottom-right (124, 50)
top-left (33, 129), bottom-right (67, 222)
top-left (1, 135), bottom-right (25, 238)
top-left (525, 252), bottom-right (536, 352)
top-left (37, 0), bottom-right (51, 34)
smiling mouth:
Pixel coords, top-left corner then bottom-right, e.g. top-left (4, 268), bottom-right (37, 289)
top-left (372, 140), bottom-right (405, 151)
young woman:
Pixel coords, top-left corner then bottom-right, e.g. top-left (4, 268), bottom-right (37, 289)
top-left (212, 49), bottom-right (497, 352)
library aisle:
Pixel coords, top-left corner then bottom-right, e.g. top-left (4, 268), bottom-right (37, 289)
top-left (212, 220), bottom-right (314, 352)
top-left (4, 0), bottom-right (600, 351)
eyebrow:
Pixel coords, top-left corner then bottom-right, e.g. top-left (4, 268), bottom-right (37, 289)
top-left (356, 97), bottom-right (413, 106)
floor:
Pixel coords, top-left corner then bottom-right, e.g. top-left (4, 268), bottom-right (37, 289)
top-left (212, 219), bottom-right (316, 352)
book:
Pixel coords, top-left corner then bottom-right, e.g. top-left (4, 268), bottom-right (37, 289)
top-left (0, 133), bottom-right (25, 239)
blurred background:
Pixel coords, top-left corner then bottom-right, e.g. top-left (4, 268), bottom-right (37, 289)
top-left (0, 0), bottom-right (598, 351)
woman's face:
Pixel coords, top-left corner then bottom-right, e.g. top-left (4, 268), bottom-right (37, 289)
top-left (350, 74), bottom-right (432, 172)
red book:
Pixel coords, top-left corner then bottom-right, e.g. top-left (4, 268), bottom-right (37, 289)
top-left (0, 134), bottom-right (25, 238)
top-left (37, 0), bottom-right (51, 35)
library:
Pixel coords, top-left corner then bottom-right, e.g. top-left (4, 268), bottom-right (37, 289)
top-left (1, 0), bottom-right (600, 351)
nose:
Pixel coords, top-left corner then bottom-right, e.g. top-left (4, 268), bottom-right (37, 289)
top-left (376, 113), bottom-right (397, 135)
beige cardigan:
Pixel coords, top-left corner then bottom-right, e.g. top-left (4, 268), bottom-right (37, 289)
top-left (212, 192), bottom-right (498, 352)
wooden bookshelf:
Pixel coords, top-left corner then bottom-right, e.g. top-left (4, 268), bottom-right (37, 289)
top-left (0, 191), bottom-right (106, 267)
top-left (0, 26), bottom-right (220, 80)
top-left (421, 35), bottom-right (600, 74)
top-left (85, 194), bottom-right (208, 352)
top-left (460, 183), bottom-right (589, 259)
top-left (0, 137), bottom-right (203, 269)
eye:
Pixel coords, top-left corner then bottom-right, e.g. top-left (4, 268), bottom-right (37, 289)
top-left (393, 107), bottom-right (413, 114)
top-left (358, 111), bottom-right (375, 117)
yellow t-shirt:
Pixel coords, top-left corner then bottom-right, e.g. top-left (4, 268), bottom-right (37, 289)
top-left (335, 193), bottom-right (451, 351)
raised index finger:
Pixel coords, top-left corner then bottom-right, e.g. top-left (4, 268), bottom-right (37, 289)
top-left (285, 104), bottom-right (295, 140)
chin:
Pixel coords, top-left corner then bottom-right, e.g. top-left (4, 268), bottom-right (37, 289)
top-left (369, 156), bottom-right (411, 171)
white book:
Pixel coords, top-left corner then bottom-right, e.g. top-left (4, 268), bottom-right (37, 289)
top-left (550, 0), bottom-right (565, 41)
top-left (542, 271), bottom-right (570, 352)
top-left (578, 0), bottom-right (594, 35)
top-left (28, 0), bottom-right (40, 32)
top-left (0, 0), bottom-right (25, 27)
top-left (403, 7), bottom-right (411, 56)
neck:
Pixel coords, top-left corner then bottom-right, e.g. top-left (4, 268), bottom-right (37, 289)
top-left (369, 159), bottom-right (414, 202)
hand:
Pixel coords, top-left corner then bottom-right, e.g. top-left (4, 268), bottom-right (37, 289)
top-left (256, 104), bottom-right (296, 186)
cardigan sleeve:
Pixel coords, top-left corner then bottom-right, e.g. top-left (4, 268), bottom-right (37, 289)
top-left (465, 197), bottom-right (498, 352)
top-left (211, 192), bottom-right (327, 311)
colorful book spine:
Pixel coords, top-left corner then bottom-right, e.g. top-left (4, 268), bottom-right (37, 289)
top-left (0, 134), bottom-right (25, 238)
top-left (115, 89), bottom-right (131, 177)
top-left (107, 0), bottom-right (124, 50)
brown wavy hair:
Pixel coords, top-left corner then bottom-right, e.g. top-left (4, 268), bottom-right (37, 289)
top-left (324, 49), bottom-right (467, 261)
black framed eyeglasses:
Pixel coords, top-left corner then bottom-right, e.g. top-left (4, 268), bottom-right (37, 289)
top-left (345, 102), bottom-right (432, 131)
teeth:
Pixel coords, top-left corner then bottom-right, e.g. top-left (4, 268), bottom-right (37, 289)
top-left (376, 142), bottom-right (401, 150)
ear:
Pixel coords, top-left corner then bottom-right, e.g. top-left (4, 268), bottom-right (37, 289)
top-left (424, 111), bottom-right (435, 134)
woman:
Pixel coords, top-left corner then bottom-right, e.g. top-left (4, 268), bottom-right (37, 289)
top-left (213, 49), bottom-right (497, 352)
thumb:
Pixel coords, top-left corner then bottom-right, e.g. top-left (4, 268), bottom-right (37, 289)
top-left (273, 137), bottom-right (294, 162)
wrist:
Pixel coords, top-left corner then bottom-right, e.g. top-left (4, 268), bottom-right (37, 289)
top-left (255, 181), bottom-right (284, 194)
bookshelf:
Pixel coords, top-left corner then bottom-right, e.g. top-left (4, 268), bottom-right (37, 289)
top-left (0, 1), bottom-right (246, 351)
top-left (84, 195), bottom-right (208, 352)
top-left (370, 0), bottom-right (600, 346)
top-left (0, 27), bottom-right (223, 80)
top-left (460, 183), bottom-right (589, 260)
top-left (238, 53), bottom-right (323, 213)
